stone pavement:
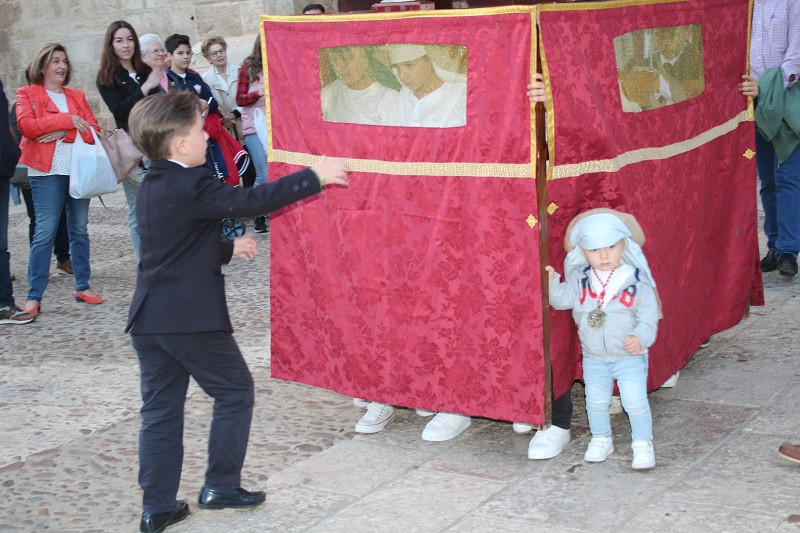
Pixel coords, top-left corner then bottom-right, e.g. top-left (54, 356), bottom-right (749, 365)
top-left (1, 189), bottom-right (799, 532)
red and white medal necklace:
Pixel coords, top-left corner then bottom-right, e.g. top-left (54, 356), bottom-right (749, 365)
top-left (587, 267), bottom-right (616, 329)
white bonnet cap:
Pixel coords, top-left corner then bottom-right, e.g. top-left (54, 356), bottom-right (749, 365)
top-left (386, 44), bottom-right (427, 65)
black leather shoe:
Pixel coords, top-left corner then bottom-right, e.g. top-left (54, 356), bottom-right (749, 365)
top-left (761, 249), bottom-right (778, 272)
top-left (197, 487), bottom-right (266, 510)
top-left (778, 253), bottom-right (798, 277)
top-left (140, 500), bottom-right (189, 533)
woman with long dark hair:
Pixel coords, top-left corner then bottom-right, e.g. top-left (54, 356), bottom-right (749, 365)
top-left (96, 20), bottom-right (163, 261)
top-left (236, 36), bottom-right (269, 232)
top-left (16, 43), bottom-right (102, 314)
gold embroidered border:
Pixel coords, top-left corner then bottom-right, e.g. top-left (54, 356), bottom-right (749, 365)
top-left (550, 110), bottom-right (751, 180)
top-left (529, 11), bottom-right (539, 178)
top-left (537, 15), bottom-right (556, 180)
top-left (261, 6), bottom-right (536, 25)
top-left (271, 149), bottom-right (532, 178)
top-left (746, 0), bottom-right (754, 120)
top-left (259, 22), bottom-right (273, 152)
top-left (537, 0), bottom-right (687, 13)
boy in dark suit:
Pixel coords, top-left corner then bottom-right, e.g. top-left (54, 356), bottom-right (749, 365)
top-left (127, 91), bottom-right (348, 533)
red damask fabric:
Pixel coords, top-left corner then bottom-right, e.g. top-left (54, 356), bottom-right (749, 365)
top-left (266, 11), bottom-right (549, 424)
top-left (539, 0), bottom-right (762, 394)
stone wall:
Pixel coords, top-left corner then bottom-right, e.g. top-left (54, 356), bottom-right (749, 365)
top-left (1, 0), bottom-right (338, 128)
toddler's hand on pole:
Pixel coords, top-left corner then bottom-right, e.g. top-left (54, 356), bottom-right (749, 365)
top-left (312, 155), bottom-right (350, 187)
top-left (623, 335), bottom-right (642, 355)
top-left (544, 265), bottom-right (557, 282)
top-left (232, 236), bottom-right (258, 260)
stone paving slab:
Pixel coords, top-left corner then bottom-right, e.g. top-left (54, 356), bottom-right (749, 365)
top-left (2, 190), bottom-right (800, 532)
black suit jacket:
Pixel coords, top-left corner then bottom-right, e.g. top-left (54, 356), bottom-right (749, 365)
top-left (97, 67), bottom-right (162, 131)
top-left (126, 161), bottom-right (321, 334)
top-left (0, 78), bottom-right (21, 177)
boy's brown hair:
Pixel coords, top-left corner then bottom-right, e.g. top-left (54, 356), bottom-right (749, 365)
top-left (129, 91), bottom-right (203, 160)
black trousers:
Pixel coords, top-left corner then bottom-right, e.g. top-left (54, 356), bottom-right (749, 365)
top-left (132, 332), bottom-right (254, 514)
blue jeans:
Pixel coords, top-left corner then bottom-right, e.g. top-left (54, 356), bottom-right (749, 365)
top-left (21, 187), bottom-right (71, 262)
top-left (583, 355), bottom-right (652, 441)
top-left (244, 134), bottom-right (267, 188)
top-left (122, 171), bottom-right (142, 262)
top-left (0, 178), bottom-right (12, 306)
top-left (27, 175), bottom-right (91, 301)
top-left (756, 133), bottom-right (800, 258)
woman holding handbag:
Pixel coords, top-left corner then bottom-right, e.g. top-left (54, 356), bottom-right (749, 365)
top-left (97, 20), bottom-right (163, 262)
top-left (16, 42), bottom-right (102, 314)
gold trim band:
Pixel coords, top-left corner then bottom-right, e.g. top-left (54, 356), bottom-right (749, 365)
top-left (537, 0), bottom-right (687, 13)
top-left (271, 149), bottom-right (533, 178)
top-left (550, 110), bottom-right (751, 180)
top-left (261, 6), bottom-right (536, 24)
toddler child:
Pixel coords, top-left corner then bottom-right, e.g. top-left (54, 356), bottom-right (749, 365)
top-left (546, 209), bottom-right (659, 470)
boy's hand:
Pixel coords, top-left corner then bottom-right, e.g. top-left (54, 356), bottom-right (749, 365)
top-left (232, 236), bottom-right (258, 260)
top-left (312, 156), bottom-right (350, 187)
top-left (527, 73), bottom-right (546, 103)
top-left (544, 265), bottom-right (557, 282)
top-left (738, 75), bottom-right (758, 98)
top-left (623, 335), bottom-right (642, 355)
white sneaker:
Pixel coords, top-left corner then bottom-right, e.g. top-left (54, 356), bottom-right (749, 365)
top-left (512, 422), bottom-right (533, 434)
top-left (631, 439), bottom-right (655, 470)
top-left (355, 403), bottom-right (395, 433)
top-left (584, 435), bottom-right (614, 462)
top-left (660, 371), bottom-right (680, 389)
top-left (527, 426), bottom-right (570, 459)
top-left (352, 398), bottom-right (369, 409)
top-left (415, 409), bottom-right (436, 417)
top-left (421, 413), bottom-right (471, 442)
top-left (609, 395), bottom-right (623, 415)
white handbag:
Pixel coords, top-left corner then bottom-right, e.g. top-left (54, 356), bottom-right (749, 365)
top-left (69, 128), bottom-right (118, 199)
top-left (252, 107), bottom-right (269, 156)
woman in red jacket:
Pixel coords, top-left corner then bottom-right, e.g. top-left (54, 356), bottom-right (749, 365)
top-left (16, 43), bottom-right (102, 315)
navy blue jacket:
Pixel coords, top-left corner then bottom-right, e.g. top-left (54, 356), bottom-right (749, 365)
top-left (166, 69), bottom-right (219, 114)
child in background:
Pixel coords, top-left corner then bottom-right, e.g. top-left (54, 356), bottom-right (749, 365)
top-left (164, 34), bottom-right (218, 113)
top-left (546, 210), bottom-right (659, 470)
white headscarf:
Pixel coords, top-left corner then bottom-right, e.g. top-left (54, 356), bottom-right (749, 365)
top-left (563, 213), bottom-right (656, 289)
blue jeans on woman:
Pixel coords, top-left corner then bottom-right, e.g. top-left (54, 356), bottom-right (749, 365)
top-left (583, 354), bottom-right (652, 442)
top-left (27, 175), bottom-right (91, 302)
top-left (756, 133), bottom-right (800, 258)
top-left (21, 187), bottom-right (70, 263)
top-left (243, 134), bottom-right (267, 188)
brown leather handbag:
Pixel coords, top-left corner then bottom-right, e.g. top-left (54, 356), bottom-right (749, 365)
top-left (94, 126), bottom-right (143, 183)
